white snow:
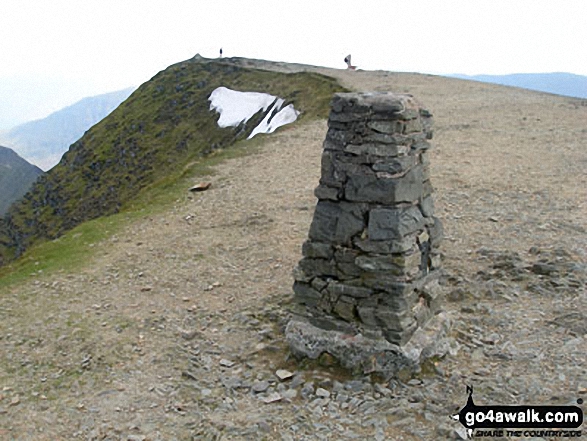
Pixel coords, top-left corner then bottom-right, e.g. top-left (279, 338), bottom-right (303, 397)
top-left (208, 86), bottom-right (300, 139)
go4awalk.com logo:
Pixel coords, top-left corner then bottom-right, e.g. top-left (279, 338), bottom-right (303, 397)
top-left (452, 386), bottom-right (584, 438)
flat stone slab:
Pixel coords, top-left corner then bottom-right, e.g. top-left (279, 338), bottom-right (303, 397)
top-left (285, 312), bottom-right (455, 379)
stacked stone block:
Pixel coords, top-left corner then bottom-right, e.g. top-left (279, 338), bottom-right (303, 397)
top-left (291, 92), bottom-right (444, 348)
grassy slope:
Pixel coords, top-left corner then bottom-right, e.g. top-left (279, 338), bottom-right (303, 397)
top-left (0, 56), bottom-right (344, 269)
top-left (0, 57), bottom-right (345, 284)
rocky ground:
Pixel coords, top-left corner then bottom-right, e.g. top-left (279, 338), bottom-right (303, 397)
top-left (1, 64), bottom-right (586, 440)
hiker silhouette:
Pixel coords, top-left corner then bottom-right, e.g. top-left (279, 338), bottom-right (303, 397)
top-left (344, 54), bottom-right (356, 70)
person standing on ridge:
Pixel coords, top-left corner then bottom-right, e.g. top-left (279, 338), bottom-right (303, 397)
top-left (344, 54), bottom-right (356, 70)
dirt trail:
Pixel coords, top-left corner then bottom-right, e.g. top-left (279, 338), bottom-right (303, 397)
top-left (1, 65), bottom-right (586, 440)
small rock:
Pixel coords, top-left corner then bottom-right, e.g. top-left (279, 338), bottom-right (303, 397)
top-left (344, 380), bottom-right (364, 393)
top-left (332, 381), bottom-right (345, 394)
top-left (276, 369), bottom-right (294, 381)
top-left (290, 374), bottom-right (305, 389)
top-left (316, 388), bottom-right (330, 398)
top-left (252, 381), bottom-right (270, 393)
top-left (336, 393), bottom-right (349, 403)
top-left (220, 359), bottom-right (235, 368)
top-left (374, 383), bottom-right (392, 397)
top-left (189, 182), bottom-right (211, 192)
top-left (283, 389), bottom-right (298, 400)
top-left (301, 382), bottom-right (315, 399)
top-left (262, 392), bottom-right (282, 404)
top-left (201, 388), bottom-right (212, 397)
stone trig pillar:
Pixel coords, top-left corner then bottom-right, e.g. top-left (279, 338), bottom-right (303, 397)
top-left (286, 92), bottom-right (450, 377)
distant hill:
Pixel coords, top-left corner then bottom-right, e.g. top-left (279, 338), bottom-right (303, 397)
top-left (0, 88), bottom-right (135, 171)
top-left (449, 73), bottom-right (587, 99)
top-left (0, 146), bottom-right (43, 216)
top-left (0, 56), bottom-right (344, 264)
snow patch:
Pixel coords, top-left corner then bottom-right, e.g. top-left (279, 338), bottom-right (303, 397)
top-left (208, 87), bottom-right (300, 139)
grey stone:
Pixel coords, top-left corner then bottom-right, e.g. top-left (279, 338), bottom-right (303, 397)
top-left (345, 142), bottom-right (409, 157)
top-left (262, 392), bottom-right (282, 403)
top-left (308, 315), bottom-right (358, 334)
top-left (355, 252), bottom-right (421, 276)
top-left (219, 359), bottom-right (235, 368)
top-left (308, 201), bottom-right (366, 245)
top-left (371, 155), bottom-right (418, 174)
top-left (276, 369), bottom-right (295, 381)
top-left (326, 127), bottom-right (362, 146)
top-left (357, 306), bottom-right (379, 327)
top-left (282, 389), bottom-right (298, 400)
top-left (286, 317), bottom-right (452, 377)
top-left (422, 180), bottom-right (434, 197)
top-left (345, 166), bottom-right (423, 205)
top-left (302, 241), bottom-right (333, 259)
top-left (329, 111), bottom-right (370, 123)
top-left (367, 120), bottom-right (404, 134)
top-left (292, 282), bottom-right (322, 307)
top-left (328, 281), bottom-right (373, 299)
top-left (333, 247), bottom-right (360, 263)
top-left (412, 140), bottom-right (431, 152)
top-left (336, 262), bottom-right (363, 278)
top-left (368, 206), bottom-right (425, 241)
top-left (354, 235), bottom-right (418, 254)
top-left (314, 185), bottom-right (340, 201)
top-left (375, 308), bottom-right (415, 331)
top-left (316, 387), bottom-right (331, 398)
top-left (298, 258), bottom-right (337, 278)
top-left (319, 150), bottom-right (343, 188)
top-left (300, 382), bottom-right (315, 399)
top-left (333, 297), bottom-right (357, 322)
top-left (252, 381), bottom-right (270, 393)
top-left (403, 118), bottom-right (423, 134)
top-left (419, 195), bottom-right (435, 217)
top-left (429, 217), bottom-right (443, 248)
top-left (310, 277), bottom-right (328, 292)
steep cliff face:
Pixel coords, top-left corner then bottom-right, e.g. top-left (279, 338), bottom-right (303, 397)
top-left (0, 146), bottom-right (44, 216)
top-left (0, 56), bottom-right (344, 263)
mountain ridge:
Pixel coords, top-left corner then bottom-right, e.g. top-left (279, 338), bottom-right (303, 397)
top-left (0, 56), bottom-right (344, 265)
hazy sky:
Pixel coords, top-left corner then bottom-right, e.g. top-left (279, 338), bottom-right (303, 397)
top-left (1, 0), bottom-right (585, 128)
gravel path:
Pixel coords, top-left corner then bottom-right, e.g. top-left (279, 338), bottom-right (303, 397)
top-left (1, 64), bottom-right (586, 440)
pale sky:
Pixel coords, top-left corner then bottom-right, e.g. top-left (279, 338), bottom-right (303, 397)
top-left (1, 0), bottom-right (585, 128)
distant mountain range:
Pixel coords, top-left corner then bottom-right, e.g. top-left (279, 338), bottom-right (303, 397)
top-left (0, 146), bottom-right (43, 216)
top-left (0, 87), bottom-right (134, 171)
top-left (448, 72), bottom-right (587, 99)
